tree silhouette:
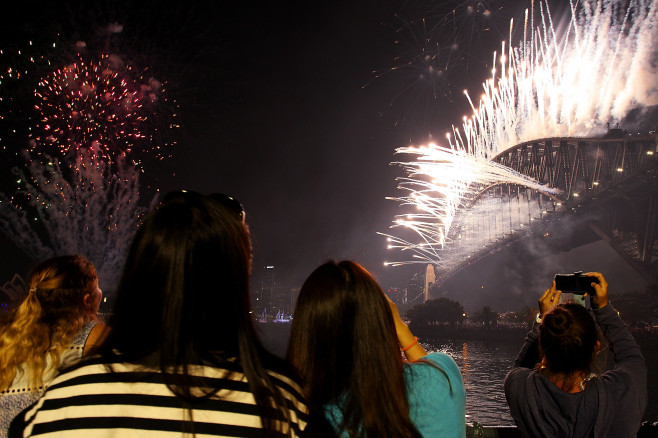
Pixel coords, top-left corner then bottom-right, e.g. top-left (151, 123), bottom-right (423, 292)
top-left (500, 305), bottom-right (536, 329)
top-left (406, 297), bottom-right (466, 327)
top-left (472, 305), bottom-right (499, 327)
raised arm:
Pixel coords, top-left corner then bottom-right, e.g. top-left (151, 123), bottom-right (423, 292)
top-left (585, 272), bottom-right (646, 379)
top-left (386, 295), bottom-right (428, 362)
top-left (512, 281), bottom-right (560, 369)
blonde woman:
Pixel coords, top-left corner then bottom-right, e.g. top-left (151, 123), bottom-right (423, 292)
top-left (0, 255), bottom-right (106, 437)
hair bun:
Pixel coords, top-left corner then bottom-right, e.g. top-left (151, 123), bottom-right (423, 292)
top-left (545, 309), bottom-right (572, 336)
top-left (538, 303), bottom-right (597, 375)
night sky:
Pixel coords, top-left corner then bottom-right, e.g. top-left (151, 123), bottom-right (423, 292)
top-left (0, 0), bottom-right (650, 310)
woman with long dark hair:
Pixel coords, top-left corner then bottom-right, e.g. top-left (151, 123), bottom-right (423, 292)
top-left (287, 260), bottom-right (465, 438)
top-left (14, 191), bottom-right (309, 437)
top-left (505, 272), bottom-right (647, 437)
top-left (0, 255), bottom-right (105, 437)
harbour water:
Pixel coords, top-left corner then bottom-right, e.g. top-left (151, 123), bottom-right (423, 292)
top-left (427, 339), bottom-right (518, 426)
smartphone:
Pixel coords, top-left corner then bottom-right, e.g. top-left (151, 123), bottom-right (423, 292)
top-left (554, 272), bottom-right (597, 294)
top-left (554, 272), bottom-right (598, 307)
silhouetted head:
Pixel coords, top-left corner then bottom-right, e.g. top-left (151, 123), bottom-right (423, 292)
top-left (27, 254), bottom-right (100, 319)
top-left (288, 260), bottom-right (420, 437)
top-left (539, 303), bottom-right (598, 375)
top-left (288, 260), bottom-right (398, 395)
top-left (0, 254), bottom-right (99, 390)
top-left (109, 190), bottom-right (252, 362)
top-left (97, 191), bottom-right (305, 435)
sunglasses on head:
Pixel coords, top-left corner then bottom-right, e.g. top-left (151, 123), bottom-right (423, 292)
top-left (163, 190), bottom-right (245, 221)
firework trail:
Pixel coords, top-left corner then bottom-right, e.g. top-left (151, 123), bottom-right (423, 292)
top-left (380, 142), bottom-right (560, 267)
top-left (384, 0), bottom-right (657, 268)
top-left (0, 148), bottom-right (157, 287)
top-left (454, 0), bottom-right (657, 156)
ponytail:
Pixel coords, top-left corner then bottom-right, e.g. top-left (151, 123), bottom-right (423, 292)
top-left (0, 255), bottom-right (97, 390)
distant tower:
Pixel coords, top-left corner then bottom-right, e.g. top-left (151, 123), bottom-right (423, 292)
top-left (424, 264), bottom-right (435, 302)
top-left (255, 265), bottom-right (275, 314)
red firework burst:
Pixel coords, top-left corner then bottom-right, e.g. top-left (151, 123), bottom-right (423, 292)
top-left (32, 52), bottom-right (175, 161)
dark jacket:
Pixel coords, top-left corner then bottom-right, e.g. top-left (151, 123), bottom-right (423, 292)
top-left (504, 305), bottom-right (647, 438)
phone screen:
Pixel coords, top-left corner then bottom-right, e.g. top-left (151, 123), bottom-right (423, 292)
top-left (559, 292), bottom-right (588, 307)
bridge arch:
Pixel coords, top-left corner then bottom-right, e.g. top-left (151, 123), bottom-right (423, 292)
top-left (436, 134), bottom-right (658, 284)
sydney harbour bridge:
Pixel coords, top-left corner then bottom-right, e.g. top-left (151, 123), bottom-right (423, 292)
top-left (435, 131), bottom-right (658, 286)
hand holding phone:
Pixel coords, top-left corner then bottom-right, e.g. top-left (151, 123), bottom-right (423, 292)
top-left (554, 271), bottom-right (599, 294)
top-left (554, 271), bottom-right (600, 307)
top-left (538, 282), bottom-right (560, 317)
top-left (584, 272), bottom-right (609, 309)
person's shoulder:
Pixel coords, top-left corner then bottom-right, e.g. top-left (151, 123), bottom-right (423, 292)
top-left (415, 351), bottom-right (461, 375)
top-left (82, 321), bottom-right (109, 351)
top-left (50, 352), bottom-right (149, 391)
top-left (260, 351), bottom-right (301, 381)
top-left (256, 352), bottom-right (306, 402)
top-left (50, 355), bottom-right (115, 383)
top-left (422, 351), bottom-right (458, 366)
top-left (265, 363), bottom-right (305, 400)
top-left (504, 366), bottom-right (537, 393)
top-left (405, 351), bottom-right (463, 387)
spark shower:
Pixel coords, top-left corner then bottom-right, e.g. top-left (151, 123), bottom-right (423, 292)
top-left (382, 0), bottom-right (657, 269)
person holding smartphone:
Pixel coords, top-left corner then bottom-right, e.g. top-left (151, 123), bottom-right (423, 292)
top-left (504, 272), bottom-right (647, 438)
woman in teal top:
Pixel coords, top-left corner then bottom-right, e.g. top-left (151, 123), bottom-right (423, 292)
top-left (287, 260), bottom-right (466, 438)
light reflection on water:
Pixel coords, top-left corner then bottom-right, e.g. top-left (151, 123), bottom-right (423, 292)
top-left (425, 338), bottom-right (520, 426)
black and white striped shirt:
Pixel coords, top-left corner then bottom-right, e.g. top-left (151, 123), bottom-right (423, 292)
top-left (18, 358), bottom-right (309, 437)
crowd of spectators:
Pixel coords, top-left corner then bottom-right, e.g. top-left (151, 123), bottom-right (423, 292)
top-left (0, 190), bottom-right (650, 437)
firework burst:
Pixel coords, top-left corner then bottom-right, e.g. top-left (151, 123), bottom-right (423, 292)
top-left (31, 52), bottom-right (176, 163)
top-left (0, 37), bottom-right (179, 166)
top-left (383, 0), bottom-right (657, 268)
top-left (453, 0), bottom-right (658, 156)
top-left (380, 142), bottom-right (560, 266)
top-left (0, 30), bottom-right (177, 291)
